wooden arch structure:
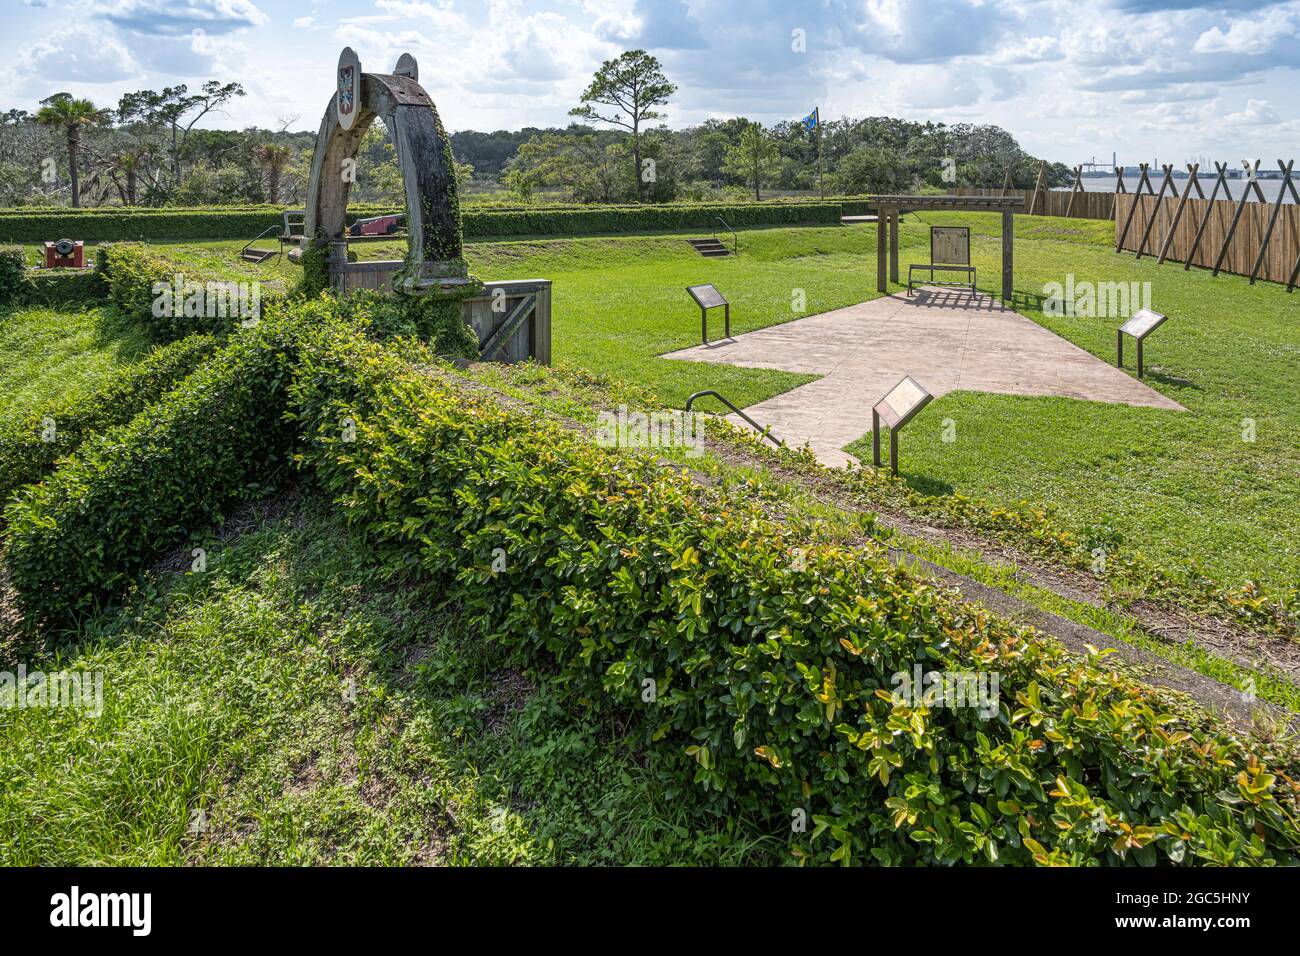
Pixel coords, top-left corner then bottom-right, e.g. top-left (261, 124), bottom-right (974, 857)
top-left (302, 48), bottom-right (471, 296)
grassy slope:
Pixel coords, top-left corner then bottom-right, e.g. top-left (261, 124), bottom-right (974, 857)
top-left (0, 496), bottom-right (781, 866)
top-left (0, 306), bottom-right (153, 419)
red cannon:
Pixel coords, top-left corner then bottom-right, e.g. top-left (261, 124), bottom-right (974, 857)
top-left (43, 238), bottom-right (85, 269)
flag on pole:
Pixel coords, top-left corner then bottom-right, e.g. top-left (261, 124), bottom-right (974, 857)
top-left (801, 107), bottom-right (819, 131)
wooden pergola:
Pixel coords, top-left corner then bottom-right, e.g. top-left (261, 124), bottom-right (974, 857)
top-left (872, 195), bottom-right (1025, 301)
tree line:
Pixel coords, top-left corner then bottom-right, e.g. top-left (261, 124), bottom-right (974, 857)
top-left (0, 50), bottom-right (1070, 209)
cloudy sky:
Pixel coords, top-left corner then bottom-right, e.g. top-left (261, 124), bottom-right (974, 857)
top-left (3, 0), bottom-right (1297, 164)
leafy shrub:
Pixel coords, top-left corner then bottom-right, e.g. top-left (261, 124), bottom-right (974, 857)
top-left (18, 268), bottom-right (105, 307)
top-left (338, 290), bottom-right (479, 357)
top-left (4, 320), bottom-right (301, 629)
top-left (0, 245), bottom-right (25, 305)
top-left (0, 333), bottom-right (218, 512)
top-left (287, 330), bottom-right (1300, 866)
top-left (96, 243), bottom-right (260, 340)
top-left (291, 241), bottom-right (330, 300)
top-left (463, 202), bottom-right (843, 238)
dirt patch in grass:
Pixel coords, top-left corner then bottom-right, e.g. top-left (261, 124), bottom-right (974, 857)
top-left (484, 668), bottom-right (535, 734)
top-left (149, 485), bottom-right (307, 576)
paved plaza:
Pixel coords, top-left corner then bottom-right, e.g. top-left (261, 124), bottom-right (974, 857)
top-left (663, 288), bottom-right (1185, 467)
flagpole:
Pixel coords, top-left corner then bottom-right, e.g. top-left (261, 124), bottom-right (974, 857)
top-left (816, 108), bottom-right (824, 199)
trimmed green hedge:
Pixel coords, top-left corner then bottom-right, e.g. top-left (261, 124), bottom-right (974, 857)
top-left (0, 200), bottom-right (866, 242)
top-left (0, 333), bottom-right (219, 513)
top-left (97, 243), bottom-right (262, 340)
top-left (286, 330), bottom-right (1300, 866)
top-left (3, 320), bottom-right (300, 628)
top-left (18, 269), bottom-right (105, 307)
top-left (0, 246), bottom-right (24, 305)
top-left (1, 244), bottom-right (106, 307)
top-left (464, 202), bottom-right (842, 237)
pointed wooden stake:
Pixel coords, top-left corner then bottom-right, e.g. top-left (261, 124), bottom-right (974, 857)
top-left (1213, 160), bottom-right (1265, 277)
top-left (1135, 164), bottom-right (1178, 259)
top-left (1027, 160), bottom-right (1047, 215)
top-left (1065, 165), bottom-right (1084, 218)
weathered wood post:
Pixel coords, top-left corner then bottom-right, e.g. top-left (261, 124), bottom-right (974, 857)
top-left (1157, 164), bottom-right (1201, 265)
top-left (877, 207), bottom-right (888, 292)
top-left (889, 210), bottom-right (900, 284)
top-left (1001, 209), bottom-right (1014, 301)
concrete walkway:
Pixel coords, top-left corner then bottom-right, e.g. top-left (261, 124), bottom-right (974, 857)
top-left (663, 289), bottom-right (1185, 467)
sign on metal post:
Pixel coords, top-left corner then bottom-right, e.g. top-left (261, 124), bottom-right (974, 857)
top-left (872, 375), bottom-right (933, 476)
top-left (687, 284), bottom-right (730, 345)
top-left (1117, 308), bottom-right (1169, 378)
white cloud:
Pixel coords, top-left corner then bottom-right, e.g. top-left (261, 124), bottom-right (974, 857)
top-left (1194, 9), bottom-right (1299, 55)
top-left (16, 25), bottom-right (139, 84)
top-left (1222, 98), bottom-right (1281, 124)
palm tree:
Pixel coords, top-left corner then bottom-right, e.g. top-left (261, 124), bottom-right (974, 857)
top-left (254, 143), bottom-right (293, 203)
top-left (34, 94), bottom-right (106, 207)
top-left (86, 144), bottom-right (156, 206)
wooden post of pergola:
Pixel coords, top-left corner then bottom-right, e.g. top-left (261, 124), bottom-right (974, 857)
top-left (889, 210), bottom-right (900, 284)
top-left (872, 195), bottom-right (1024, 302)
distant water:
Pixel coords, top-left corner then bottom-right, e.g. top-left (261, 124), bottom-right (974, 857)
top-left (1058, 174), bottom-right (1295, 204)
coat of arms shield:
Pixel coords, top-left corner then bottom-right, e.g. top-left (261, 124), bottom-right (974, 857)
top-left (336, 47), bottom-right (361, 130)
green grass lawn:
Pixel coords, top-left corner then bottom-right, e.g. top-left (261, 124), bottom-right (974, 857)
top-left (0, 496), bottom-right (780, 865)
top-left (466, 215), bottom-right (1300, 593)
top-left (0, 306), bottom-right (153, 419)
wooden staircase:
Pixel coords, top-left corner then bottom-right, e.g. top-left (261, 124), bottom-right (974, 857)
top-left (240, 248), bottom-right (276, 263)
top-left (687, 237), bottom-right (732, 258)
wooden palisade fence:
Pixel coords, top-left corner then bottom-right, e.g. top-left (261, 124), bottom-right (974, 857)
top-left (949, 183), bottom-right (1115, 220)
top-left (1116, 160), bottom-right (1300, 290)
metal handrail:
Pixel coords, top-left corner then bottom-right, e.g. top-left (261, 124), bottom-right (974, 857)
top-left (685, 390), bottom-right (780, 447)
top-left (240, 224), bottom-right (282, 261)
top-left (715, 215), bottom-right (738, 255)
